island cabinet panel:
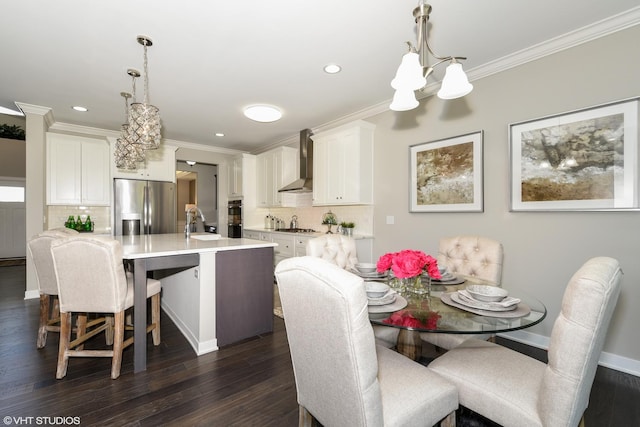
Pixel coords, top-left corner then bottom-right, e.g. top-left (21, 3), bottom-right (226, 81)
top-left (215, 246), bottom-right (274, 346)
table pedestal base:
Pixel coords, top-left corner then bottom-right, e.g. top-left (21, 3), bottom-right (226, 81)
top-left (396, 329), bottom-right (421, 361)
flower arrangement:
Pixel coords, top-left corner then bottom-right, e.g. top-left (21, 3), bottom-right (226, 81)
top-left (376, 249), bottom-right (441, 279)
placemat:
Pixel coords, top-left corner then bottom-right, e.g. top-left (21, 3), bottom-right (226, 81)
top-left (440, 292), bottom-right (531, 318)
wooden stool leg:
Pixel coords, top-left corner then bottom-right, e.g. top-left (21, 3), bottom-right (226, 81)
top-left (105, 315), bottom-right (114, 346)
top-left (37, 294), bottom-right (50, 348)
top-left (111, 311), bottom-right (125, 379)
top-left (75, 314), bottom-right (88, 351)
top-left (151, 294), bottom-right (161, 346)
top-left (56, 312), bottom-right (72, 379)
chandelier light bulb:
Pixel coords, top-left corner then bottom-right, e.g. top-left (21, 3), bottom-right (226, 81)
top-left (389, 88), bottom-right (419, 111)
top-left (391, 52), bottom-right (426, 91)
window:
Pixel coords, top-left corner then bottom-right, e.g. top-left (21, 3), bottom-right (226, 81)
top-left (0, 185), bottom-right (25, 202)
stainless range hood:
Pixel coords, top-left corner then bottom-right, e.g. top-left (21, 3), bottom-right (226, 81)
top-left (278, 129), bottom-right (313, 193)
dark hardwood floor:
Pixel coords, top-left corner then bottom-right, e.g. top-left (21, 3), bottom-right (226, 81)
top-left (1, 264), bottom-right (639, 426)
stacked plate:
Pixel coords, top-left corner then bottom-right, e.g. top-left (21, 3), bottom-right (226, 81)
top-left (451, 285), bottom-right (520, 312)
top-left (365, 282), bottom-right (397, 306)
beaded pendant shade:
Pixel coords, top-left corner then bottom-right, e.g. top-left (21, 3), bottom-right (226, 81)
top-left (128, 36), bottom-right (161, 150)
top-left (114, 70), bottom-right (145, 169)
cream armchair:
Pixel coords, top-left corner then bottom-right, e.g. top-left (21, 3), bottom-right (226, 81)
top-left (275, 256), bottom-right (458, 427)
top-left (305, 235), bottom-right (399, 349)
top-left (429, 257), bottom-right (622, 427)
top-left (421, 235), bottom-right (504, 350)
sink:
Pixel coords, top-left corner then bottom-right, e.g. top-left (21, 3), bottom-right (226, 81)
top-left (190, 233), bottom-right (223, 241)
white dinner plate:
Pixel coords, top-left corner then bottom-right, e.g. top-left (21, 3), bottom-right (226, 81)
top-left (368, 295), bottom-right (408, 313)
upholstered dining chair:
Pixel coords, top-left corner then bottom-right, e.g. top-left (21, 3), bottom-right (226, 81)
top-left (27, 229), bottom-right (79, 348)
top-left (421, 235), bottom-right (504, 350)
top-left (305, 234), bottom-right (359, 270)
top-left (305, 235), bottom-right (399, 349)
top-left (275, 256), bottom-right (458, 427)
top-left (50, 236), bottom-right (162, 379)
top-left (429, 257), bottom-right (622, 427)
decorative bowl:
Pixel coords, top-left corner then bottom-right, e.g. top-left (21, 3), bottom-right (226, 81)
top-left (365, 281), bottom-right (390, 299)
top-left (355, 262), bottom-right (377, 274)
top-left (466, 284), bottom-right (508, 302)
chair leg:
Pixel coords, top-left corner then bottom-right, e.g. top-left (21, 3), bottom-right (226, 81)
top-left (37, 295), bottom-right (50, 348)
top-left (298, 405), bottom-right (315, 427)
top-left (105, 315), bottom-right (114, 346)
top-left (75, 313), bottom-right (88, 351)
top-left (440, 411), bottom-right (456, 427)
top-left (111, 311), bottom-right (125, 379)
top-left (151, 293), bottom-right (161, 346)
top-left (579, 416), bottom-right (585, 427)
top-left (56, 312), bottom-right (72, 379)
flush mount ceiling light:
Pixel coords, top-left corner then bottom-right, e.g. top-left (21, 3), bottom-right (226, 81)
top-left (129, 35), bottom-right (162, 149)
top-left (72, 106), bottom-right (88, 112)
top-left (243, 105), bottom-right (282, 123)
top-left (323, 64), bottom-right (341, 74)
top-left (186, 160), bottom-right (196, 166)
top-left (390, 1), bottom-right (473, 112)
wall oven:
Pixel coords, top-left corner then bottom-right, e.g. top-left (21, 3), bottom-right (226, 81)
top-left (228, 199), bottom-right (242, 238)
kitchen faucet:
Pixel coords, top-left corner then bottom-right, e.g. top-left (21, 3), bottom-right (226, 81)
top-left (185, 205), bottom-right (206, 238)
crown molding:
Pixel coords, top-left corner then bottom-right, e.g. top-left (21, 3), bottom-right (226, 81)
top-left (312, 7), bottom-right (640, 130)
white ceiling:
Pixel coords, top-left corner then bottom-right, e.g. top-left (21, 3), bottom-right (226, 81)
top-left (2, 0), bottom-right (639, 152)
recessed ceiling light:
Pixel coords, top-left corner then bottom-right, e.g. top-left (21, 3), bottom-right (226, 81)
top-left (215, 132), bottom-right (225, 137)
top-left (324, 64), bottom-right (341, 74)
top-left (243, 105), bottom-right (282, 123)
top-left (72, 106), bottom-right (88, 112)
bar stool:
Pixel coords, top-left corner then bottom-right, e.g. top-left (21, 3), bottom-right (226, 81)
top-left (27, 229), bottom-right (80, 348)
top-left (51, 236), bottom-right (161, 379)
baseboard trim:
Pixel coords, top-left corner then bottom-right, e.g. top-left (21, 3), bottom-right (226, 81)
top-left (499, 330), bottom-right (640, 378)
top-left (161, 302), bottom-right (218, 356)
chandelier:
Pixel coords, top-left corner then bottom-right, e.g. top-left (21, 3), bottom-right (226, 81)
top-left (128, 36), bottom-right (161, 150)
top-left (390, 1), bottom-right (473, 111)
top-left (114, 70), bottom-right (145, 169)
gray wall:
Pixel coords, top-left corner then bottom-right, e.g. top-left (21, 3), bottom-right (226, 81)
top-left (366, 25), bottom-right (640, 370)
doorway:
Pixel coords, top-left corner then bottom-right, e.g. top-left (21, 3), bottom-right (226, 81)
top-left (176, 161), bottom-right (218, 233)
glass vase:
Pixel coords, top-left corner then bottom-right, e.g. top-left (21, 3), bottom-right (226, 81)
top-left (407, 275), bottom-right (431, 297)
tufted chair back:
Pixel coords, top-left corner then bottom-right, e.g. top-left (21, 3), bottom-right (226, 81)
top-left (437, 235), bottom-right (503, 286)
top-left (306, 234), bottom-right (359, 270)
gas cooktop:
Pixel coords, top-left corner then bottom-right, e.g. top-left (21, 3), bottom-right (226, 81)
top-left (274, 228), bottom-right (317, 233)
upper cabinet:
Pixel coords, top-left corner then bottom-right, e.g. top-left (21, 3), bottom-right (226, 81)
top-left (110, 140), bottom-right (177, 182)
top-left (47, 133), bottom-right (110, 206)
top-left (313, 120), bottom-right (375, 206)
top-left (256, 147), bottom-right (298, 208)
top-left (227, 153), bottom-right (256, 202)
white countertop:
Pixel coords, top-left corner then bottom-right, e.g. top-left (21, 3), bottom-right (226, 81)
top-left (114, 233), bottom-right (277, 259)
top-left (244, 227), bottom-right (373, 239)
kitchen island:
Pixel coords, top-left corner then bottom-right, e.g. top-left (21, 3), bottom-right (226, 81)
top-left (115, 233), bottom-right (277, 372)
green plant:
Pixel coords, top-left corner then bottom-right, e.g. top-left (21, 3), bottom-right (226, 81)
top-left (340, 221), bottom-right (355, 228)
top-left (0, 124), bottom-right (26, 140)
top-left (322, 211), bottom-right (337, 225)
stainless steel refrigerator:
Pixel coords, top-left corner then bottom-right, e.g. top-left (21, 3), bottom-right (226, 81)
top-left (113, 178), bottom-right (176, 235)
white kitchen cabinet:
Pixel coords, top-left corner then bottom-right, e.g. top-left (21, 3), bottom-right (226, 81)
top-left (46, 133), bottom-right (110, 206)
top-left (313, 120), bottom-right (375, 206)
top-left (294, 235), bottom-right (313, 256)
top-left (228, 153), bottom-right (255, 199)
top-left (256, 146), bottom-right (298, 208)
top-left (110, 141), bottom-right (177, 182)
top-left (272, 235), bottom-right (294, 266)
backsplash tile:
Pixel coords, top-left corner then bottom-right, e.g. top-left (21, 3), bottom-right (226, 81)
top-left (47, 206), bottom-right (111, 234)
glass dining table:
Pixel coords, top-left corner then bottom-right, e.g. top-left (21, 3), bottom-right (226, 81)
top-left (366, 276), bottom-right (547, 360)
